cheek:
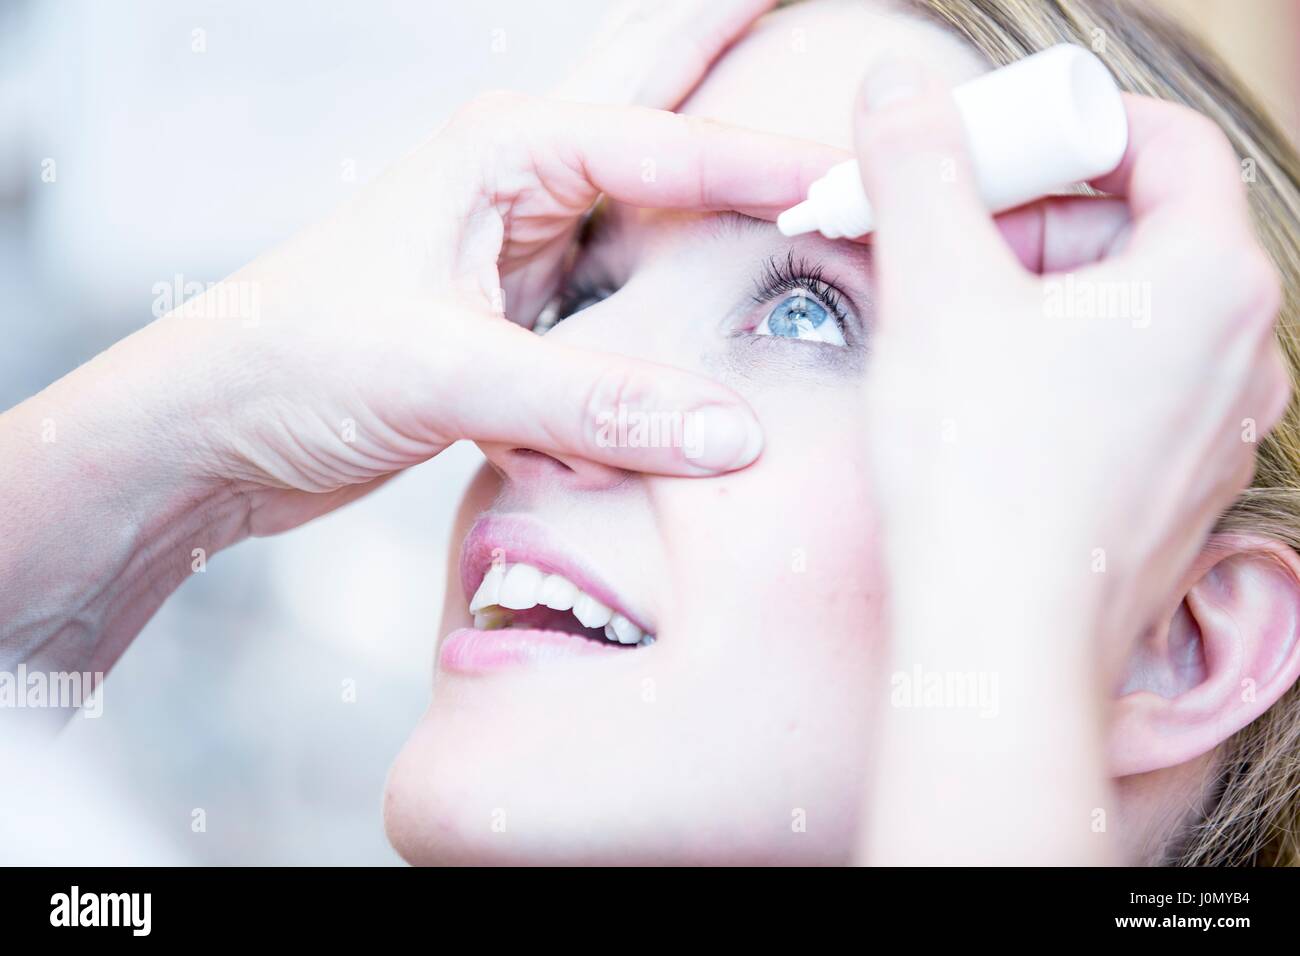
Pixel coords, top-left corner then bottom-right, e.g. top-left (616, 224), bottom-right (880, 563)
top-left (654, 389), bottom-right (883, 688)
top-left (641, 392), bottom-right (883, 851)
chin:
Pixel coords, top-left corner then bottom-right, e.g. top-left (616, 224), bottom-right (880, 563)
top-left (383, 678), bottom-right (869, 866)
top-left (383, 760), bottom-right (859, 866)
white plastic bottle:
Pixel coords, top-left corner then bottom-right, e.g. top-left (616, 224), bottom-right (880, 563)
top-left (776, 44), bottom-right (1129, 239)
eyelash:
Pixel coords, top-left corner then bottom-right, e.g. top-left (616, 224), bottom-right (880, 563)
top-left (750, 252), bottom-right (850, 332)
top-left (558, 279), bottom-right (617, 319)
top-left (538, 252), bottom-right (853, 335)
top-left (531, 275), bottom-right (617, 334)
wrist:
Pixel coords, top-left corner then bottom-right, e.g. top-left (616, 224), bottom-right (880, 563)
top-left (0, 319), bottom-right (254, 674)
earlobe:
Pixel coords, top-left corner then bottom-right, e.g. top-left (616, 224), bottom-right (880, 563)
top-left (1109, 534), bottom-right (1300, 776)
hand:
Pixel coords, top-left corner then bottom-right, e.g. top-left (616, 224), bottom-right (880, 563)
top-left (851, 61), bottom-right (1287, 864)
top-left (153, 2), bottom-right (838, 536)
top-left (857, 69), bottom-right (1287, 669)
top-left (0, 0), bottom-right (839, 677)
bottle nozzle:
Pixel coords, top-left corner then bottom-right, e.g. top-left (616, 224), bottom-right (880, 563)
top-left (776, 200), bottom-right (820, 237)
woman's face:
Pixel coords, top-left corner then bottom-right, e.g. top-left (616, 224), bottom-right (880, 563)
top-left (386, 1), bottom-right (987, 864)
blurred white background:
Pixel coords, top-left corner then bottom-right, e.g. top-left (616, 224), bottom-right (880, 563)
top-left (0, 0), bottom-right (606, 865)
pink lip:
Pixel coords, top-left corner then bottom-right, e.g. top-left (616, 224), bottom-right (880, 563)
top-left (440, 627), bottom-right (622, 675)
top-left (438, 514), bottom-right (653, 676)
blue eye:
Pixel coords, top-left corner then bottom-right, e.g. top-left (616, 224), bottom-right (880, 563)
top-left (756, 293), bottom-right (846, 346)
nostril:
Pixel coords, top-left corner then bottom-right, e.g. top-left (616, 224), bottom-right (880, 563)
top-left (476, 441), bottom-right (628, 489)
top-left (509, 448), bottom-right (574, 473)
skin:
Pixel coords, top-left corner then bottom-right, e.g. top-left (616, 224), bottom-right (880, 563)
top-left (387, 0), bottom-right (1294, 866)
top-left (2, 0), bottom-right (1291, 865)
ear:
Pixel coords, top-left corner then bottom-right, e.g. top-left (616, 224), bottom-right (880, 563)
top-left (1109, 533), bottom-right (1300, 776)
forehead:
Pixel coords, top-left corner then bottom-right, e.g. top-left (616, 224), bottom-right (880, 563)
top-left (678, 0), bottom-right (989, 150)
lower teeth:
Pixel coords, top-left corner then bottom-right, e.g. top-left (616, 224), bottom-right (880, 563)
top-left (473, 606), bottom-right (654, 646)
top-left (473, 607), bottom-right (511, 631)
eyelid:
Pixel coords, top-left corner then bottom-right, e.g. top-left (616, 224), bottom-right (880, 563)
top-left (748, 251), bottom-right (858, 336)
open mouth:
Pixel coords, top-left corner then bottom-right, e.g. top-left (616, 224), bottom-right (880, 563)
top-left (469, 561), bottom-right (656, 648)
top-left (437, 515), bottom-right (660, 675)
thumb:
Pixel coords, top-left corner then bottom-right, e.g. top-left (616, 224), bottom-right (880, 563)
top-left (853, 58), bottom-right (1013, 296)
top-left (448, 322), bottom-right (764, 476)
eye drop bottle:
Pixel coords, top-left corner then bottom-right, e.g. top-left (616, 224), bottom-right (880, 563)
top-left (776, 44), bottom-right (1129, 240)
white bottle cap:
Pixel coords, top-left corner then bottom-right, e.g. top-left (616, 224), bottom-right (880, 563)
top-left (776, 44), bottom-right (1128, 240)
top-left (955, 43), bottom-right (1128, 212)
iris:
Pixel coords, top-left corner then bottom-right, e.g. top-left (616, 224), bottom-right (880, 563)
top-left (765, 293), bottom-right (829, 338)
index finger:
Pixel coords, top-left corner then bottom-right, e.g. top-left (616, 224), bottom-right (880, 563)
top-left (522, 98), bottom-right (847, 214)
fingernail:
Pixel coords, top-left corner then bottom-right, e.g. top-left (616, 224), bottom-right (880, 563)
top-left (859, 58), bottom-right (922, 113)
top-left (686, 406), bottom-right (763, 471)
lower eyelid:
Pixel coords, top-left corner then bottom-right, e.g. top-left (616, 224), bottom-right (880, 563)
top-left (745, 293), bottom-right (853, 346)
top-left (721, 330), bottom-right (868, 379)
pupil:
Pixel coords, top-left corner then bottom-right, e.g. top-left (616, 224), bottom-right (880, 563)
top-left (770, 296), bottom-right (826, 337)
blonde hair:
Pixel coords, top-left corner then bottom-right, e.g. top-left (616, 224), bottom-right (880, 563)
top-left (788, 0), bottom-right (1300, 864)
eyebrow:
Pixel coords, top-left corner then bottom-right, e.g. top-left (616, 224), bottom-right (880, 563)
top-left (706, 210), bottom-right (774, 239)
top-left (585, 205), bottom-right (773, 247)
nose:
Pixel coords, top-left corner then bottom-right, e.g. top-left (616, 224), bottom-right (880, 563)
top-left (476, 442), bottom-right (631, 492)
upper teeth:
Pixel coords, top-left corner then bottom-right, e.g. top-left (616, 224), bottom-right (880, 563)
top-left (470, 562), bottom-right (654, 646)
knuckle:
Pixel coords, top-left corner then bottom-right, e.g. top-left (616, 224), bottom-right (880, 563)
top-left (442, 91), bottom-right (541, 168)
top-left (580, 367), bottom-right (648, 442)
